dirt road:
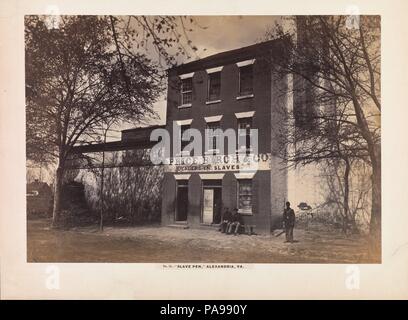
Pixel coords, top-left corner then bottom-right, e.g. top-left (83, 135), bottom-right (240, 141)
top-left (27, 219), bottom-right (378, 263)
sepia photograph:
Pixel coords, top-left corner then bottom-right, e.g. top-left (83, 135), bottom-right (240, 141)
top-left (2, 0), bottom-right (408, 302)
top-left (25, 14), bottom-right (381, 264)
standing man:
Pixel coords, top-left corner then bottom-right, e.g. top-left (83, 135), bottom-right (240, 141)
top-left (283, 201), bottom-right (295, 243)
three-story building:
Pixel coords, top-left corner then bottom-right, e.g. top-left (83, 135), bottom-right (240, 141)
top-left (161, 39), bottom-right (289, 233)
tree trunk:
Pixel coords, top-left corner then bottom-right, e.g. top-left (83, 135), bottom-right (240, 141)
top-left (52, 165), bottom-right (64, 227)
top-left (99, 163), bottom-right (105, 232)
top-left (369, 146), bottom-right (381, 259)
top-left (349, 95), bottom-right (381, 259)
top-left (343, 157), bottom-right (351, 233)
top-left (99, 132), bottom-right (107, 232)
top-left (349, 215), bottom-right (359, 234)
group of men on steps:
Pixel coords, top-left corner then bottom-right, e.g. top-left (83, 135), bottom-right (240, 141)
top-left (218, 201), bottom-right (296, 243)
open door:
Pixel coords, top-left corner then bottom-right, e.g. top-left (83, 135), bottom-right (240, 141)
top-left (202, 180), bottom-right (222, 224)
top-left (202, 188), bottom-right (214, 224)
top-left (176, 180), bottom-right (188, 221)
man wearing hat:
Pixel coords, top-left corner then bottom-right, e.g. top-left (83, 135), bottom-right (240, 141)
top-left (283, 201), bottom-right (296, 242)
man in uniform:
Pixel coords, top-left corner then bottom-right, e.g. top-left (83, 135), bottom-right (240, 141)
top-left (282, 201), bottom-right (295, 243)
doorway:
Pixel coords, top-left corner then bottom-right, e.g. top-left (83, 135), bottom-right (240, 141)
top-left (202, 180), bottom-right (222, 224)
top-left (176, 180), bottom-right (188, 222)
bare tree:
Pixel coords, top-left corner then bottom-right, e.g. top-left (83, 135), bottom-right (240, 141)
top-left (26, 15), bottom-right (200, 227)
top-left (268, 16), bottom-right (381, 255)
top-left (110, 16), bottom-right (202, 67)
top-left (72, 149), bottom-right (164, 225)
top-left (25, 16), bottom-right (161, 226)
top-left (321, 158), bottom-right (372, 233)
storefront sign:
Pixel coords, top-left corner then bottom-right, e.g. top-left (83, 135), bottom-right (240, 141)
top-left (164, 153), bottom-right (271, 173)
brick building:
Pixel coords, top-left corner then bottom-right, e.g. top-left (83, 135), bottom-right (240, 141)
top-left (72, 39), bottom-right (292, 234)
top-left (160, 39), bottom-right (289, 233)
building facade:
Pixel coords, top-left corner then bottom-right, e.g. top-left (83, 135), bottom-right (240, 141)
top-left (161, 40), bottom-right (289, 234)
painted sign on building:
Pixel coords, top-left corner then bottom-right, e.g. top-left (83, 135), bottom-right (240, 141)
top-left (164, 153), bottom-right (271, 173)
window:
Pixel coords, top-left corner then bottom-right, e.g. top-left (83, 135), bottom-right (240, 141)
top-left (180, 124), bottom-right (191, 155)
top-left (181, 77), bottom-right (193, 105)
top-left (237, 117), bottom-right (252, 153)
top-left (207, 72), bottom-right (221, 101)
top-left (239, 65), bottom-right (253, 96)
top-left (238, 179), bottom-right (253, 214)
top-left (206, 121), bottom-right (221, 154)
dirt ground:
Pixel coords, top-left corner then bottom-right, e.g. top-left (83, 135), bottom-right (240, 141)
top-left (27, 219), bottom-right (379, 263)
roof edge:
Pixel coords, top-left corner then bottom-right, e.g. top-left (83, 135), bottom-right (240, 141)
top-left (168, 37), bottom-right (287, 74)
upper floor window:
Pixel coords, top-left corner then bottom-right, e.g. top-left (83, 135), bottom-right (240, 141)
top-left (180, 124), bottom-right (191, 155)
top-left (206, 121), bottom-right (221, 154)
top-left (239, 65), bottom-right (253, 96)
top-left (237, 117), bottom-right (253, 153)
top-left (181, 77), bottom-right (193, 105)
top-left (207, 71), bottom-right (221, 102)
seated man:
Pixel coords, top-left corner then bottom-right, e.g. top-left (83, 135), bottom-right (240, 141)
top-left (219, 207), bottom-right (232, 233)
top-left (227, 208), bottom-right (244, 235)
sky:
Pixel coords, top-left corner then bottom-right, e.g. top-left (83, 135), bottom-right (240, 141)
top-left (178, 16), bottom-right (282, 61)
top-left (116, 16), bottom-right (283, 137)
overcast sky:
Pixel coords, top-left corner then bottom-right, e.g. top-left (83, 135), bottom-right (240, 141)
top-left (180, 16), bottom-right (282, 60)
top-left (116, 16), bottom-right (283, 137)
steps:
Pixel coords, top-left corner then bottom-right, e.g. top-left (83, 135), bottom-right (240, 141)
top-left (167, 222), bottom-right (189, 229)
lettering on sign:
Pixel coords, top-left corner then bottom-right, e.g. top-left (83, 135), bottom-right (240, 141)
top-left (164, 153), bottom-right (271, 173)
